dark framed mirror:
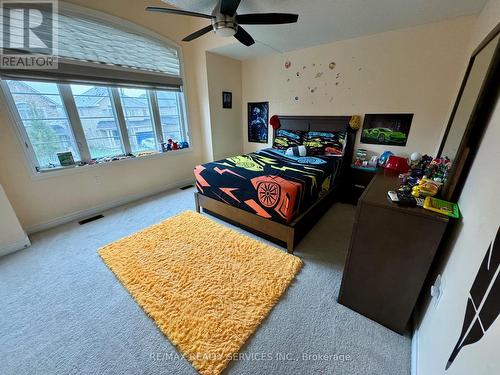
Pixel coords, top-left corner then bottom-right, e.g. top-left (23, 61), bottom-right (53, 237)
top-left (438, 23), bottom-right (500, 201)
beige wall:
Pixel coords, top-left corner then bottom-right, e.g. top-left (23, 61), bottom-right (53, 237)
top-left (241, 17), bottom-right (476, 157)
top-left (415, 82), bottom-right (500, 375)
top-left (0, 0), bottom-right (233, 232)
top-left (415, 2), bottom-right (500, 374)
top-left (0, 184), bottom-right (29, 256)
top-left (206, 52), bottom-right (243, 160)
top-left (469, 0), bottom-right (500, 49)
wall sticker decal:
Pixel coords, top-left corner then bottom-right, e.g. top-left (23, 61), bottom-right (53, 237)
top-left (247, 102), bottom-right (269, 143)
top-left (446, 227), bottom-right (499, 370)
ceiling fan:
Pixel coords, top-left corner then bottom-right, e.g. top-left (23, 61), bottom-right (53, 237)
top-left (146, 0), bottom-right (299, 47)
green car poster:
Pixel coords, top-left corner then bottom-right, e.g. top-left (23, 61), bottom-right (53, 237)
top-left (361, 114), bottom-right (413, 146)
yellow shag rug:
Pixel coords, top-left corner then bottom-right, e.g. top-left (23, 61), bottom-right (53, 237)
top-left (99, 210), bottom-right (302, 375)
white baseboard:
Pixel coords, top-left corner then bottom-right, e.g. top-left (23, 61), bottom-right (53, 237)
top-left (410, 298), bottom-right (422, 375)
top-left (25, 178), bottom-right (194, 234)
top-left (411, 326), bottom-right (418, 375)
top-left (0, 236), bottom-right (31, 257)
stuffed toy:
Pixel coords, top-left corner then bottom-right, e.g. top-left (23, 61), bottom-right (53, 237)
top-left (349, 115), bottom-right (361, 130)
top-left (269, 115), bottom-right (281, 130)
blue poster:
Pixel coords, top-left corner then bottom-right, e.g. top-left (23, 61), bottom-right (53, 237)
top-left (248, 102), bottom-right (269, 143)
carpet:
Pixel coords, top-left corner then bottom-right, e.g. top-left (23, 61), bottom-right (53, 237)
top-left (98, 210), bottom-right (302, 375)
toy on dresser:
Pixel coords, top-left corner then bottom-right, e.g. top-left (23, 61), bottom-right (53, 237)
top-left (161, 139), bottom-right (189, 152)
top-left (354, 149), bottom-right (368, 167)
top-left (352, 149), bottom-right (379, 170)
top-left (394, 153), bottom-right (453, 206)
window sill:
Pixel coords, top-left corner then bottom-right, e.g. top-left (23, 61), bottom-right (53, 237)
top-left (30, 148), bottom-right (193, 180)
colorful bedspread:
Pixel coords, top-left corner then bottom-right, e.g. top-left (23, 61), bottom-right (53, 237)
top-left (194, 149), bottom-right (341, 224)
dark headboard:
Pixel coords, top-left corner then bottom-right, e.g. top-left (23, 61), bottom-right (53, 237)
top-left (275, 115), bottom-right (352, 134)
top-left (274, 115), bottom-right (358, 181)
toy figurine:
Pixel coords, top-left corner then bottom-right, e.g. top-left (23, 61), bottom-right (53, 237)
top-left (378, 151), bottom-right (393, 167)
top-left (409, 154), bottom-right (433, 178)
top-left (424, 157), bottom-right (451, 182)
top-left (167, 139), bottom-right (179, 151)
top-left (411, 178), bottom-right (441, 197)
top-left (410, 152), bottom-right (422, 168)
top-left (368, 155), bottom-right (379, 168)
top-left (410, 152), bottom-right (422, 162)
top-left (354, 148), bottom-right (367, 167)
top-left (397, 153), bottom-right (452, 200)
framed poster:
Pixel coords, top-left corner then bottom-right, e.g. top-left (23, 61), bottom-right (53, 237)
top-left (248, 102), bottom-right (269, 143)
top-left (361, 113), bottom-right (414, 146)
top-left (222, 91), bottom-right (232, 109)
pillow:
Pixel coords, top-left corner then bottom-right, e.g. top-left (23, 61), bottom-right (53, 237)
top-left (285, 145), bottom-right (307, 157)
top-left (272, 129), bottom-right (304, 150)
top-left (304, 131), bottom-right (346, 155)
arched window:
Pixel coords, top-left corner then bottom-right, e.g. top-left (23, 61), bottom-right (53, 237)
top-left (0, 4), bottom-right (189, 172)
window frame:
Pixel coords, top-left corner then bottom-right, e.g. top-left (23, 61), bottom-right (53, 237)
top-left (0, 2), bottom-right (192, 179)
top-left (59, 83), bottom-right (92, 161)
top-left (0, 79), bottom-right (191, 178)
top-left (68, 85), bottom-right (126, 160)
top-left (115, 87), bottom-right (158, 154)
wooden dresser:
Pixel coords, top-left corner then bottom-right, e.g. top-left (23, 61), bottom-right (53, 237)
top-left (338, 174), bottom-right (449, 334)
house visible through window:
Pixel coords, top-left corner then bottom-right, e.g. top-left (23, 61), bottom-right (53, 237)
top-left (118, 88), bottom-right (157, 154)
top-left (3, 80), bottom-right (189, 171)
top-left (0, 5), bottom-right (188, 173)
top-left (157, 90), bottom-right (185, 143)
top-left (17, 102), bottom-right (31, 119)
top-left (71, 84), bottom-right (124, 159)
top-left (6, 80), bottom-right (81, 168)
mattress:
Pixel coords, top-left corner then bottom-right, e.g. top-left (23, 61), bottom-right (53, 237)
top-left (194, 148), bottom-right (341, 224)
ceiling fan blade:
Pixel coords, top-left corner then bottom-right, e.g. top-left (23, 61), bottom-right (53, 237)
top-left (220, 0), bottom-right (241, 16)
top-left (182, 25), bottom-right (214, 42)
top-left (146, 6), bottom-right (214, 19)
top-left (236, 13), bottom-right (299, 25)
top-left (234, 26), bottom-right (255, 47)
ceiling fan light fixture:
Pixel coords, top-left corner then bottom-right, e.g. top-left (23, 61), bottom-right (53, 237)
top-left (146, 0), bottom-right (298, 47)
top-left (213, 17), bottom-right (237, 37)
top-left (215, 26), bottom-right (237, 37)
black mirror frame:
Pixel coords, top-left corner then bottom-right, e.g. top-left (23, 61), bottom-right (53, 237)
top-left (438, 23), bottom-right (500, 201)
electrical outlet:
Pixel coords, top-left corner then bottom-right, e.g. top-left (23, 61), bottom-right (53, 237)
top-left (95, 175), bottom-right (102, 185)
top-left (430, 274), bottom-right (444, 307)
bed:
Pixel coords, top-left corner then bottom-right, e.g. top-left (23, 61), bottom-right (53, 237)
top-left (194, 115), bottom-right (357, 253)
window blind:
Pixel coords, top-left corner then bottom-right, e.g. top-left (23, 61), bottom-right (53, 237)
top-left (0, 6), bottom-right (183, 89)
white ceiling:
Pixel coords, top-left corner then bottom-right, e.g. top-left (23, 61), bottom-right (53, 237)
top-left (163, 0), bottom-right (487, 60)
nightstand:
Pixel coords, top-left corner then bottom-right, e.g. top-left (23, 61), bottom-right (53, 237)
top-left (343, 165), bottom-right (379, 204)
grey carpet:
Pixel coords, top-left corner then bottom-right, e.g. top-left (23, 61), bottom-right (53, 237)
top-left (0, 187), bottom-right (410, 375)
